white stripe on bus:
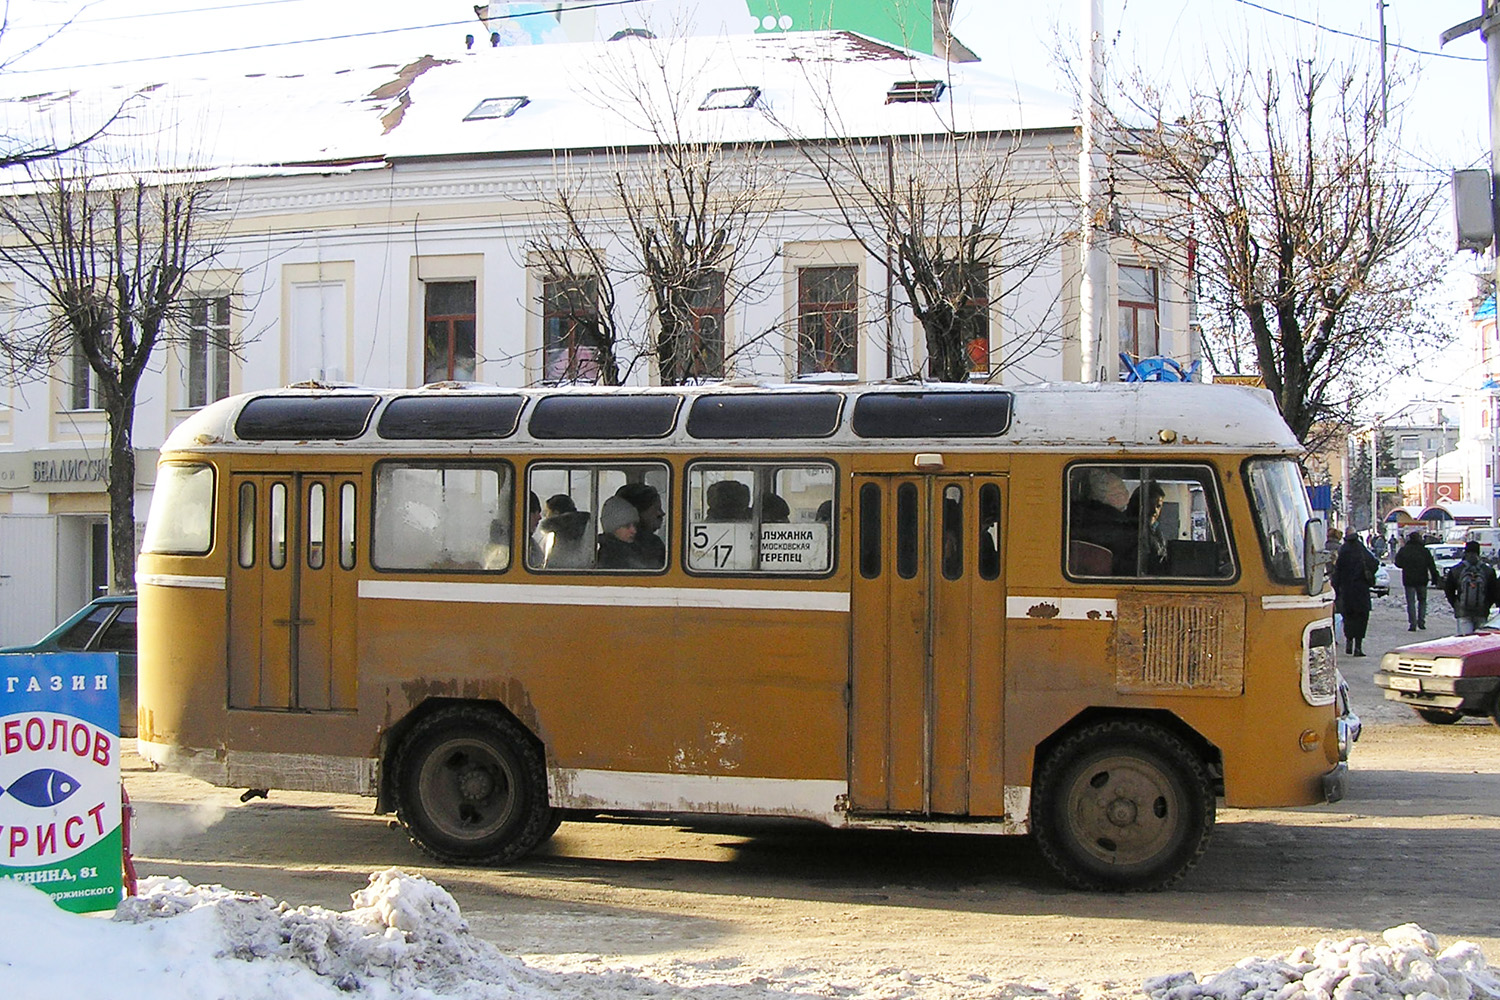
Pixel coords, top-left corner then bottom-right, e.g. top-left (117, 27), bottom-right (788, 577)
top-left (1262, 594), bottom-right (1335, 610)
top-left (135, 573), bottom-right (227, 590)
top-left (549, 768), bottom-right (847, 820)
top-left (358, 579), bottom-right (851, 613)
top-left (1005, 596), bottom-right (1118, 620)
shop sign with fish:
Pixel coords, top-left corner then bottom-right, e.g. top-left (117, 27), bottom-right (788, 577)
top-left (0, 652), bottom-right (120, 912)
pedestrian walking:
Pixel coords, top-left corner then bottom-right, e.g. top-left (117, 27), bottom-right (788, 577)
top-left (1443, 540), bottom-right (1500, 635)
top-left (1393, 531), bottom-right (1441, 630)
top-left (1332, 532), bottom-right (1378, 656)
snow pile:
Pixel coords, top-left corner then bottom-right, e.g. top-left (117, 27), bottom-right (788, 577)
top-left (111, 868), bottom-right (528, 997)
top-left (1145, 925), bottom-right (1500, 1000)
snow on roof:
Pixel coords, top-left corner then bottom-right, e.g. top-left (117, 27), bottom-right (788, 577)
top-left (0, 30), bottom-right (1075, 177)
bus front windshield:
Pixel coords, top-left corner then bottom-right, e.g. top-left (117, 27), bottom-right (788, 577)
top-left (1247, 458), bottom-right (1314, 583)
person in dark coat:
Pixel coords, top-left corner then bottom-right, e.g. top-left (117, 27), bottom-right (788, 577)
top-left (1332, 533), bottom-right (1378, 656)
top-left (1393, 532), bottom-right (1441, 631)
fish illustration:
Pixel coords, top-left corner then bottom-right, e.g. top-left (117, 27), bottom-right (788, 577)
top-left (0, 768), bottom-right (81, 808)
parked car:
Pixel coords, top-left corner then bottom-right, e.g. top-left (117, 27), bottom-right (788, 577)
top-left (0, 594), bottom-right (137, 736)
top-left (1428, 543), bottom-right (1466, 578)
top-left (1371, 563), bottom-right (1391, 597)
top-left (1373, 613), bottom-right (1500, 726)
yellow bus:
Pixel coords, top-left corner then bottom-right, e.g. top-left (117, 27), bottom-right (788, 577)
top-left (135, 381), bottom-right (1347, 890)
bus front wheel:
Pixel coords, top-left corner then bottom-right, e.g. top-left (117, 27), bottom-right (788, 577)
top-left (1030, 719), bottom-right (1213, 891)
top-left (393, 706), bottom-right (552, 865)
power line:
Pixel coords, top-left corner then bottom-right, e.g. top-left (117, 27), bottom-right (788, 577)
top-left (1227, 0), bottom-right (1485, 64)
top-left (4, 0), bottom-right (652, 74)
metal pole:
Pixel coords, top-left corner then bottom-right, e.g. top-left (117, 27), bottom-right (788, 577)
top-left (1487, 2), bottom-right (1500, 307)
top-left (1078, 0), bottom-right (1107, 382)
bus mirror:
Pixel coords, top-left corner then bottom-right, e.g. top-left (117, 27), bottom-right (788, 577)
top-left (1304, 519), bottom-right (1327, 597)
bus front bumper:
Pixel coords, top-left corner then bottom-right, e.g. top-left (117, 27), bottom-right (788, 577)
top-left (1321, 762), bottom-right (1348, 804)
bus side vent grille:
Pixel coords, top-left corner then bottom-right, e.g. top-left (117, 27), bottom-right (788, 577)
top-left (1115, 593), bottom-right (1245, 695)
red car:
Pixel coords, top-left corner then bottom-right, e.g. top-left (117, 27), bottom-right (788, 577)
top-left (1374, 627), bottom-right (1500, 725)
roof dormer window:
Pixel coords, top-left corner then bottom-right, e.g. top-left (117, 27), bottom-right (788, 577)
top-left (700, 86), bottom-right (761, 111)
top-left (886, 80), bottom-right (946, 104)
top-left (463, 96), bottom-right (530, 121)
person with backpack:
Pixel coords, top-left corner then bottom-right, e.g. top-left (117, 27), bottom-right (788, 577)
top-left (1394, 532), bottom-right (1442, 631)
top-left (1332, 532), bottom-right (1378, 656)
top-left (1443, 540), bottom-right (1500, 635)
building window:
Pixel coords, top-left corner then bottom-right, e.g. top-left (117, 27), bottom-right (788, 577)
top-left (423, 281), bottom-right (477, 383)
top-left (1118, 265), bottom-right (1159, 378)
top-left (187, 295), bottom-right (231, 408)
top-left (797, 266), bottom-right (858, 376)
top-left (683, 271), bottom-right (726, 379)
top-left (926, 263), bottom-right (990, 378)
top-left (70, 335), bottom-right (97, 410)
top-left (542, 275), bottom-right (605, 383)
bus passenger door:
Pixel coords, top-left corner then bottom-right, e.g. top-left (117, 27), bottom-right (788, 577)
top-left (848, 475), bottom-right (1006, 817)
top-left (228, 473), bottom-right (361, 711)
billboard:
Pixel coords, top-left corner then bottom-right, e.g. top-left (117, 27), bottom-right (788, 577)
top-left (475, 0), bottom-right (940, 54)
top-left (0, 652), bottom-right (122, 913)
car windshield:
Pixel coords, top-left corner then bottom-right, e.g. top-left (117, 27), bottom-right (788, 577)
top-left (1246, 458), bottom-right (1313, 583)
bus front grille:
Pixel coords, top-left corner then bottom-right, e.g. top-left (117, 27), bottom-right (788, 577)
top-left (1114, 593), bottom-right (1246, 695)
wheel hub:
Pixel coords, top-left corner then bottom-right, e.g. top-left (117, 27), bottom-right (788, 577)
top-left (457, 766), bottom-right (495, 802)
top-left (1105, 796), bottom-right (1138, 827)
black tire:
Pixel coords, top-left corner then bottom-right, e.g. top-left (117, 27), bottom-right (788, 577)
top-left (1030, 719), bottom-right (1214, 891)
top-left (392, 705), bottom-right (551, 865)
top-left (1415, 707), bottom-right (1464, 726)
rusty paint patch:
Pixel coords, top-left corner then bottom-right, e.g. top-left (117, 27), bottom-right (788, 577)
top-left (1026, 602), bottom-right (1061, 619)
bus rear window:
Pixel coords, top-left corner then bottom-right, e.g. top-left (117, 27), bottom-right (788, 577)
top-left (142, 463), bottom-right (216, 555)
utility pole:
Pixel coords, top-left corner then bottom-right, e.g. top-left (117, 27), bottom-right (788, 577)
top-left (1078, 0), bottom-right (1108, 383)
top-left (1441, 2), bottom-right (1500, 296)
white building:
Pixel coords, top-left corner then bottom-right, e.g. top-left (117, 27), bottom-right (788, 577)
top-left (0, 22), bottom-right (1198, 641)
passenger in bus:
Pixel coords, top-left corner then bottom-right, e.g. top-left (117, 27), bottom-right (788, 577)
top-left (706, 480), bottom-right (752, 521)
top-left (614, 483), bottom-right (666, 568)
top-left (1071, 469), bottom-right (1135, 574)
top-left (596, 496), bottom-right (652, 570)
top-left (815, 500), bottom-right (833, 523)
top-left (527, 491), bottom-right (545, 567)
top-left (540, 494), bottom-right (592, 569)
top-left (1125, 483), bottom-right (1168, 575)
top-left (761, 493), bottom-right (790, 523)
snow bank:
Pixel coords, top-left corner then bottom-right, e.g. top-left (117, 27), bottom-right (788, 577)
top-left (1145, 925), bottom-right (1500, 1000)
top-left (2, 868), bottom-right (1497, 1000)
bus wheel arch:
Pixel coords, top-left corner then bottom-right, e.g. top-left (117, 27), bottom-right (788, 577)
top-left (387, 700), bottom-right (553, 865)
top-left (1029, 712), bottom-right (1217, 892)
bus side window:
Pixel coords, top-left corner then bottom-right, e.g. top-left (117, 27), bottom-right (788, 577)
top-left (527, 462), bottom-right (670, 573)
top-left (269, 482), bottom-right (287, 570)
top-left (978, 483), bottom-right (1001, 580)
top-left (339, 482), bottom-right (356, 570)
top-left (307, 482), bottom-right (326, 570)
top-left (687, 462), bottom-right (834, 574)
top-left (859, 483), bottom-right (880, 579)
top-left (371, 462), bottom-right (513, 573)
top-left (941, 485), bottom-right (963, 581)
top-left (238, 482), bottom-right (256, 569)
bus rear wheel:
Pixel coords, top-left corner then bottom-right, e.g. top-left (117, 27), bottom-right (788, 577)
top-left (1030, 719), bottom-right (1213, 891)
top-left (393, 706), bottom-right (552, 865)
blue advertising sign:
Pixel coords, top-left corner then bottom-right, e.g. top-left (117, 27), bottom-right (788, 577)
top-left (0, 652), bottom-right (122, 913)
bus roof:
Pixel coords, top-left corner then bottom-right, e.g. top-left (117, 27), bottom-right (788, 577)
top-left (161, 381), bottom-right (1303, 456)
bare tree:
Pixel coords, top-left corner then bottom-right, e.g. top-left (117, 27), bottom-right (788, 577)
top-left (523, 35), bottom-right (784, 385)
top-left (1106, 55), bottom-right (1446, 448)
top-left (772, 55), bottom-right (1070, 383)
top-left (0, 154), bottom-right (229, 591)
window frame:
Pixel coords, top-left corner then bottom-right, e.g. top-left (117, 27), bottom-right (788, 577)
top-left (186, 294), bottom-right (233, 408)
top-left (683, 458), bottom-right (839, 578)
top-left (796, 266), bottom-right (859, 376)
top-left (422, 280), bottom-right (478, 383)
top-left (1117, 264), bottom-right (1161, 378)
top-left (526, 461), bottom-right (673, 575)
top-left (1063, 461), bottom-right (1237, 584)
top-left (370, 459), bottom-right (516, 575)
top-left (541, 273), bottom-right (606, 384)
